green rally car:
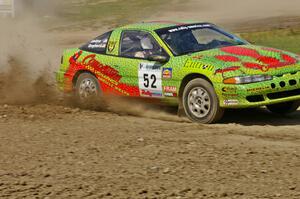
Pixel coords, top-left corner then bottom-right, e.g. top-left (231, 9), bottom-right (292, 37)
top-left (56, 21), bottom-right (300, 123)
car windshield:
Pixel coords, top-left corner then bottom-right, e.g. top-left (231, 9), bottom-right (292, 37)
top-left (155, 24), bottom-right (248, 56)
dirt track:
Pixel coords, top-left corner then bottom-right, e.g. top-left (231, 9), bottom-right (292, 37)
top-left (0, 104), bottom-right (299, 199)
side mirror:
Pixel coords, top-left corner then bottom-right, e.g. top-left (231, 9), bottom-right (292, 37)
top-left (148, 55), bottom-right (169, 63)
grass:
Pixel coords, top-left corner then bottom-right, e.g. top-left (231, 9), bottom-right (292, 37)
top-left (55, 0), bottom-right (167, 27)
top-left (241, 28), bottom-right (300, 54)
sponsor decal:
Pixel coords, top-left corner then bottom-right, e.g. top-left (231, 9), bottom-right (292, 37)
top-left (184, 60), bottom-right (214, 71)
top-left (138, 63), bottom-right (163, 98)
top-left (139, 62), bottom-right (160, 70)
top-left (162, 68), bottom-right (173, 79)
top-left (192, 55), bottom-right (203, 59)
top-left (88, 39), bottom-right (106, 49)
top-left (247, 86), bottom-right (270, 92)
top-left (108, 41), bottom-right (117, 52)
top-left (90, 39), bottom-right (102, 43)
top-left (141, 90), bottom-right (162, 97)
top-left (163, 86), bottom-right (177, 97)
top-left (71, 50), bottom-right (82, 62)
top-left (88, 44), bottom-right (105, 49)
top-left (164, 92), bottom-right (177, 97)
top-left (67, 52), bottom-right (139, 96)
top-left (224, 99), bottom-right (239, 105)
top-left (168, 24), bottom-right (211, 33)
top-left (164, 86), bottom-right (177, 93)
top-left (222, 87), bottom-right (237, 93)
top-left (81, 54), bottom-right (121, 83)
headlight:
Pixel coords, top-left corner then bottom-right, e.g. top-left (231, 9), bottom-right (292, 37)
top-left (223, 75), bottom-right (273, 84)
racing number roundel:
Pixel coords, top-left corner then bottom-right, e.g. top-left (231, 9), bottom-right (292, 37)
top-left (138, 63), bottom-right (163, 98)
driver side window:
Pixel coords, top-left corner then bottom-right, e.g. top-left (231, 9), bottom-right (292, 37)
top-left (120, 31), bottom-right (166, 59)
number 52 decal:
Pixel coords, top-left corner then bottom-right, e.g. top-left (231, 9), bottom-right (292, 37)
top-left (138, 63), bottom-right (163, 98)
top-left (143, 74), bottom-right (157, 88)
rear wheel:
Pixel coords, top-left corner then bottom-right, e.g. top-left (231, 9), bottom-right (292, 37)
top-left (75, 73), bottom-right (102, 108)
top-left (266, 101), bottom-right (300, 115)
top-left (182, 78), bottom-right (224, 124)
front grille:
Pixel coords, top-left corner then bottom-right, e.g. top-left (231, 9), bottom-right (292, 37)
top-left (246, 95), bottom-right (265, 102)
top-left (267, 88), bottom-right (300, 100)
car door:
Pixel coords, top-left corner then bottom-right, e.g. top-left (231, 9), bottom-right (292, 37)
top-left (106, 30), bottom-right (169, 98)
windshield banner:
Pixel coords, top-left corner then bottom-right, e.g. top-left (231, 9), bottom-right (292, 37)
top-left (168, 24), bottom-right (212, 33)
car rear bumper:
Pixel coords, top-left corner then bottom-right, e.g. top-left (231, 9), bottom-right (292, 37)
top-left (216, 71), bottom-right (300, 108)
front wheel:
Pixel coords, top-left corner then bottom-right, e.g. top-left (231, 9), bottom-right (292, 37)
top-left (266, 101), bottom-right (299, 115)
top-left (182, 78), bottom-right (224, 124)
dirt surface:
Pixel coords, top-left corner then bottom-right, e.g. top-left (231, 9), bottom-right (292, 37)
top-left (0, 104), bottom-right (299, 199)
top-left (0, 61), bottom-right (299, 198)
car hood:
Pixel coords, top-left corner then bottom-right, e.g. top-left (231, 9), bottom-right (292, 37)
top-left (188, 45), bottom-right (300, 78)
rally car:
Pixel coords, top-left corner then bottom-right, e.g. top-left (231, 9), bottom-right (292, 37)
top-left (57, 21), bottom-right (300, 123)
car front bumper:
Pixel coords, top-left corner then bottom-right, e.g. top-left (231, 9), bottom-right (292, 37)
top-left (216, 71), bottom-right (300, 108)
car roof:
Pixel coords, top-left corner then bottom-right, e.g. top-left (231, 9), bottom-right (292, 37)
top-left (118, 21), bottom-right (207, 31)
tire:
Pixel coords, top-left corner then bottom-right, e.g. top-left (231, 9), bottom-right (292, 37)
top-left (266, 101), bottom-right (300, 115)
top-left (74, 73), bottom-right (102, 109)
top-left (182, 78), bottom-right (224, 124)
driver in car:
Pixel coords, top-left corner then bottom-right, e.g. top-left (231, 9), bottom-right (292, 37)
top-left (134, 36), bottom-right (155, 59)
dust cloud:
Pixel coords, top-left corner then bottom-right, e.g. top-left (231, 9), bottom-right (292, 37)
top-left (103, 96), bottom-right (189, 122)
top-left (0, 14), bottom-right (59, 104)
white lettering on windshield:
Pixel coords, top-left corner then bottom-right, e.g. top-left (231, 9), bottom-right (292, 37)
top-left (168, 24), bottom-right (212, 33)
